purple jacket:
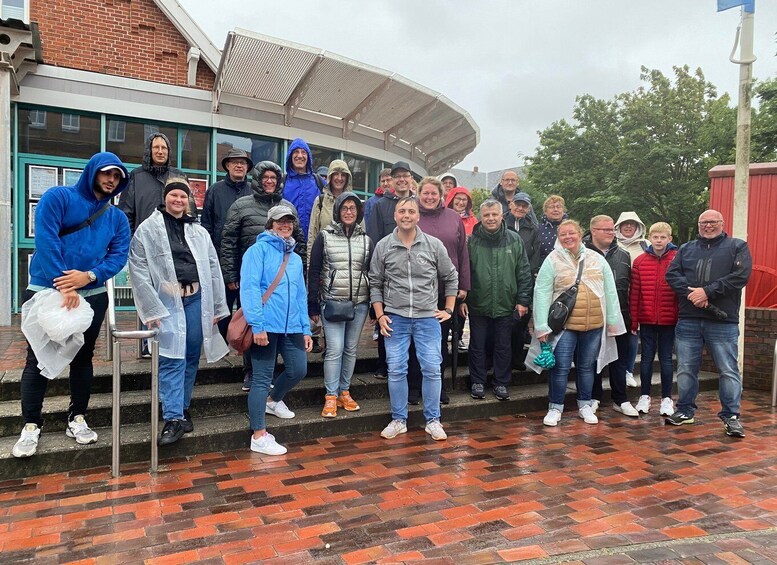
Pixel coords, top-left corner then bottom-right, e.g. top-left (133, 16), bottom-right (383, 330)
top-left (418, 203), bottom-right (470, 291)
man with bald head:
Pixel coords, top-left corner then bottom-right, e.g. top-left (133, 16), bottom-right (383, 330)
top-left (665, 209), bottom-right (752, 437)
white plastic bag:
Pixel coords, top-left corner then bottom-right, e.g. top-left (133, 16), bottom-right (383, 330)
top-left (21, 289), bottom-right (95, 379)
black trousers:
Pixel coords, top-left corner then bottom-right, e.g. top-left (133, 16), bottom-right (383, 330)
top-left (592, 331), bottom-right (629, 405)
top-left (20, 290), bottom-right (108, 428)
top-left (511, 311), bottom-right (531, 367)
top-left (468, 314), bottom-right (513, 387)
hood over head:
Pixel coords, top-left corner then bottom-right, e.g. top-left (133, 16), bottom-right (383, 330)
top-left (445, 186), bottom-right (473, 215)
top-left (615, 211), bottom-right (647, 241)
top-left (439, 173), bottom-right (458, 186)
top-left (141, 132), bottom-right (172, 172)
top-left (326, 159), bottom-right (353, 192)
top-left (333, 192), bottom-right (364, 225)
top-left (251, 161), bottom-right (284, 196)
top-left (285, 138), bottom-right (314, 176)
top-left (76, 152), bottom-right (130, 201)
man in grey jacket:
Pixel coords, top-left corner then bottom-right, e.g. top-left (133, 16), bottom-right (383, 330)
top-left (369, 196), bottom-right (458, 441)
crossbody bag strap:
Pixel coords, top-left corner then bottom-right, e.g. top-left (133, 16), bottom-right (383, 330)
top-left (573, 259), bottom-right (585, 287)
top-left (262, 252), bottom-right (291, 305)
top-left (58, 201), bottom-right (112, 237)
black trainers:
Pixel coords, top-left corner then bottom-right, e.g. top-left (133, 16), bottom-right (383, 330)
top-left (440, 387), bottom-right (450, 405)
top-left (665, 411), bottom-right (694, 426)
top-left (241, 372), bottom-right (251, 392)
top-left (158, 420), bottom-right (184, 446)
top-left (471, 383), bottom-right (485, 399)
top-left (311, 338), bottom-right (323, 354)
top-left (181, 410), bottom-right (193, 434)
top-left (723, 415), bottom-right (745, 438)
top-left (141, 342), bottom-right (152, 359)
top-left (373, 371), bottom-right (387, 380)
top-left (493, 385), bottom-right (510, 401)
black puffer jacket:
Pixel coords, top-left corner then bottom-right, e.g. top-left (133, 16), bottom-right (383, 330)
top-left (118, 133), bottom-right (194, 233)
top-left (220, 161), bottom-right (306, 284)
top-left (506, 215), bottom-right (541, 275)
top-left (584, 235), bottom-right (632, 329)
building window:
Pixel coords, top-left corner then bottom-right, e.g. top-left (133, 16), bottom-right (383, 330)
top-left (215, 131), bottom-right (281, 173)
top-left (143, 124), bottom-right (160, 139)
top-left (61, 114), bottom-right (80, 133)
top-left (180, 129), bottom-right (210, 171)
top-left (28, 110), bottom-right (46, 129)
top-left (107, 120), bottom-right (126, 143)
top-left (1, 0), bottom-right (26, 21)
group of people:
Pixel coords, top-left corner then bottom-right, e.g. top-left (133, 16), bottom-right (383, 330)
top-left (11, 134), bottom-right (752, 460)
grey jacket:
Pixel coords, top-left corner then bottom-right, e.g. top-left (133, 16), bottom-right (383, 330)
top-left (369, 227), bottom-right (458, 318)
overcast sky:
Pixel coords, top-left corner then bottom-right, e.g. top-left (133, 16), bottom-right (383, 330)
top-left (179, 0), bottom-right (777, 173)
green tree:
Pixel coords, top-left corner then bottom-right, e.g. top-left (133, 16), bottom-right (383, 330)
top-left (752, 76), bottom-right (777, 162)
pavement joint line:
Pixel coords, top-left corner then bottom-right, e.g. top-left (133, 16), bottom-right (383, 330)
top-left (518, 526), bottom-right (777, 564)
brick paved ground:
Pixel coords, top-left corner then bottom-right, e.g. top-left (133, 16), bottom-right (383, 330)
top-left (1, 391), bottom-right (776, 564)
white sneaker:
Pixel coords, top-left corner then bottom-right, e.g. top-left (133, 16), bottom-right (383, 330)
top-left (625, 372), bottom-right (638, 387)
top-left (425, 419), bottom-right (447, 441)
top-left (579, 404), bottom-right (598, 424)
top-left (266, 399), bottom-right (295, 419)
top-left (12, 423), bottom-right (40, 458)
top-left (591, 399), bottom-right (600, 413)
top-left (660, 397), bottom-right (675, 416)
top-left (543, 409), bottom-right (562, 427)
top-left (635, 395), bottom-right (651, 414)
top-left (250, 433), bottom-right (287, 455)
top-left (381, 419), bottom-right (407, 439)
top-left (66, 415), bottom-right (98, 444)
top-left (613, 402), bottom-right (640, 417)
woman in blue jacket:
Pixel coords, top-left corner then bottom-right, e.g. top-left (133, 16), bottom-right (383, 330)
top-left (240, 205), bottom-right (312, 456)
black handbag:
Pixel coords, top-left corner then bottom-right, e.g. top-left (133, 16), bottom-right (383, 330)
top-left (547, 259), bottom-right (585, 334)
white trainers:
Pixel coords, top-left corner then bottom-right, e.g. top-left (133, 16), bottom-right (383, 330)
top-left (380, 419), bottom-right (407, 439)
top-left (66, 415), bottom-right (98, 445)
top-left (250, 433), bottom-right (287, 455)
top-left (660, 397), bottom-right (675, 416)
top-left (425, 419), bottom-right (447, 441)
top-left (613, 402), bottom-right (640, 417)
top-left (590, 399), bottom-right (600, 413)
top-left (12, 423), bottom-right (40, 458)
top-left (579, 404), bottom-right (598, 424)
top-left (625, 372), bottom-right (639, 388)
top-left (635, 395), bottom-right (651, 414)
top-left (543, 409), bottom-right (562, 427)
top-left (266, 399), bottom-right (295, 419)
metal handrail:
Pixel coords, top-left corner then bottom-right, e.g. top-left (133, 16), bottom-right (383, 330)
top-left (105, 278), bottom-right (159, 477)
top-left (772, 338), bottom-right (777, 407)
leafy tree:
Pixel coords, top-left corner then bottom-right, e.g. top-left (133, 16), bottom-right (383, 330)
top-left (752, 76), bottom-right (777, 162)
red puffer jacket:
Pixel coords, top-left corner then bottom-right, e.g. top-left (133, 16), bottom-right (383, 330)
top-left (629, 245), bottom-right (679, 332)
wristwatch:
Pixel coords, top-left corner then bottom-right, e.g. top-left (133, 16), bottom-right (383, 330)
top-left (444, 307), bottom-right (453, 316)
top-left (87, 271), bottom-right (97, 283)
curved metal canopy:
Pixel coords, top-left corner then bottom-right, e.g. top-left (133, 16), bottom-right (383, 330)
top-left (212, 28), bottom-right (479, 174)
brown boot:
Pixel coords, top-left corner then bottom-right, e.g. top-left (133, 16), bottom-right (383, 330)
top-left (321, 395), bottom-right (337, 418)
top-left (336, 390), bottom-right (360, 411)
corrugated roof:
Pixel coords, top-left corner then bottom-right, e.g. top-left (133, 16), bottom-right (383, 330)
top-left (213, 29), bottom-right (479, 174)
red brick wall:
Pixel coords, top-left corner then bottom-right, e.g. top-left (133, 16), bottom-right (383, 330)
top-left (30, 0), bottom-right (215, 90)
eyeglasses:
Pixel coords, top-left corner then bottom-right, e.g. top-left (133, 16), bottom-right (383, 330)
top-left (392, 173), bottom-right (412, 180)
top-left (340, 206), bottom-right (358, 213)
top-left (274, 218), bottom-right (294, 225)
top-left (502, 178), bottom-right (517, 183)
top-left (261, 176), bottom-right (277, 182)
top-left (546, 204), bottom-right (564, 210)
top-left (592, 228), bottom-right (615, 233)
top-left (698, 220), bottom-right (722, 226)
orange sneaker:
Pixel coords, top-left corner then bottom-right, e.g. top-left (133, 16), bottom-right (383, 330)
top-left (321, 395), bottom-right (337, 418)
top-left (336, 391), bottom-right (360, 411)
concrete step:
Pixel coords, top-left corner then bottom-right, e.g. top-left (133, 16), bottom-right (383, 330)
top-left (0, 372), bottom-right (720, 480)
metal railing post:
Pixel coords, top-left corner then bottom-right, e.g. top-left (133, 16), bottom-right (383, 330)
top-left (111, 339), bottom-right (121, 478)
top-left (151, 339), bottom-right (159, 472)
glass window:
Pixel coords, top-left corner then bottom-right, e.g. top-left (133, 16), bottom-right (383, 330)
top-left (215, 132), bottom-right (281, 172)
top-left (2, 0), bottom-right (25, 20)
top-left (309, 145), bottom-right (340, 173)
top-left (18, 108), bottom-right (100, 159)
top-left (343, 153), bottom-right (367, 192)
top-left (181, 129), bottom-right (210, 171)
top-left (106, 121), bottom-right (177, 167)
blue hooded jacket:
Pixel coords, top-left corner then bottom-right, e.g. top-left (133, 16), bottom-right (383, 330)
top-left (283, 138), bottom-right (320, 239)
top-left (29, 152), bottom-right (131, 289)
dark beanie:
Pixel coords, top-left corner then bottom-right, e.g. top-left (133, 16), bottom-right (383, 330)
top-left (164, 180), bottom-right (191, 198)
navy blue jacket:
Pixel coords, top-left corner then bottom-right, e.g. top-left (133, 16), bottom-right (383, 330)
top-left (29, 152), bottom-right (131, 288)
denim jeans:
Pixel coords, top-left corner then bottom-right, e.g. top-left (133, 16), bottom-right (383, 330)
top-left (639, 324), bottom-right (675, 398)
top-left (248, 333), bottom-right (307, 431)
top-left (158, 291), bottom-right (203, 421)
top-left (321, 303), bottom-right (369, 396)
top-left (21, 290), bottom-right (108, 428)
top-left (626, 332), bottom-right (638, 374)
top-left (384, 314), bottom-right (442, 422)
top-left (548, 327), bottom-right (602, 411)
top-left (469, 314), bottom-right (513, 387)
top-left (592, 332), bottom-right (628, 405)
top-left (675, 319), bottom-right (741, 419)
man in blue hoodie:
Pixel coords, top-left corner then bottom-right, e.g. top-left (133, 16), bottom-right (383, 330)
top-left (12, 152), bottom-right (131, 459)
top-left (283, 138), bottom-right (322, 241)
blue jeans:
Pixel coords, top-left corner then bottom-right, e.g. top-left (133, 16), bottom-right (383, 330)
top-left (675, 319), bottom-right (741, 419)
top-left (321, 303), bottom-right (369, 396)
top-left (625, 332), bottom-right (638, 374)
top-left (384, 314), bottom-right (442, 422)
top-left (548, 328), bottom-right (602, 411)
top-left (248, 333), bottom-right (307, 431)
top-left (158, 291), bottom-right (203, 421)
top-left (639, 324), bottom-right (675, 398)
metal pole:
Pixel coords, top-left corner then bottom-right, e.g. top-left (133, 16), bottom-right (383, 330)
top-left (0, 65), bottom-right (12, 326)
top-left (731, 8), bottom-right (754, 374)
top-left (772, 339), bottom-right (777, 407)
top-left (111, 339), bottom-right (121, 477)
top-left (150, 339), bottom-right (159, 473)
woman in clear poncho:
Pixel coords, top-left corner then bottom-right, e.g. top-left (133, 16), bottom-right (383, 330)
top-left (526, 219), bottom-right (625, 427)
